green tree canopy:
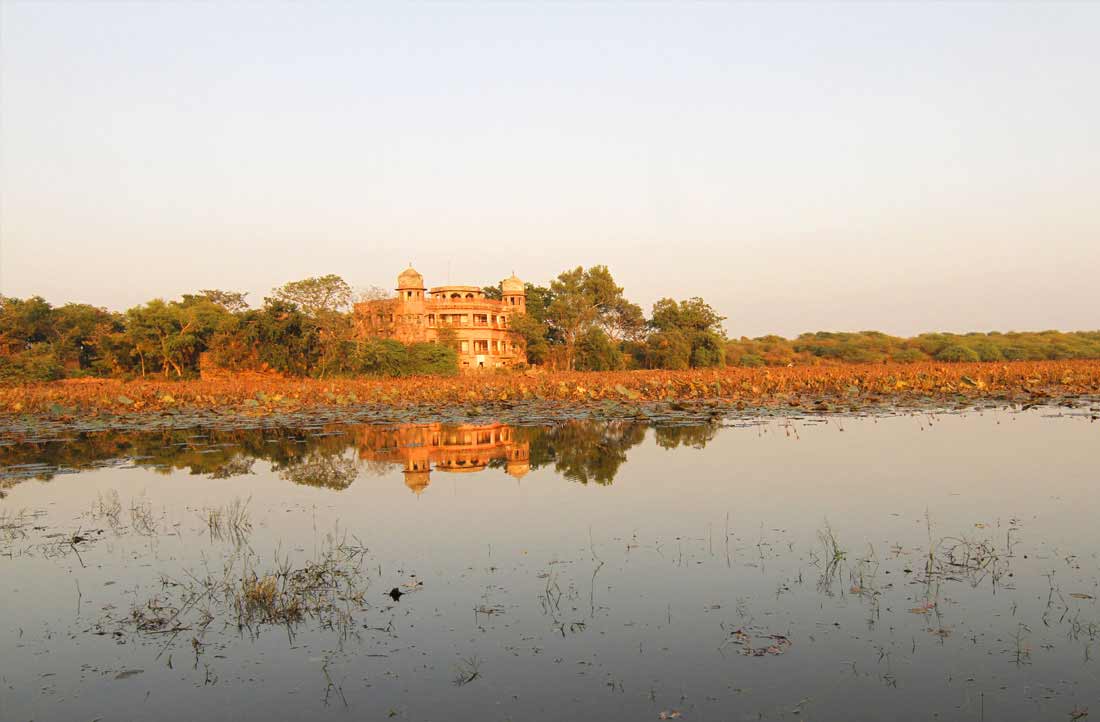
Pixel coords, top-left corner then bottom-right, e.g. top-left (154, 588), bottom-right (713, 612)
top-left (547, 266), bottom-right (636, 370)
top-left (646, 297), bottom-right (726, 368)
top-left (270, 274), bottom-right (352, 316)
top-left (183, 289), bottom-right (250, 313)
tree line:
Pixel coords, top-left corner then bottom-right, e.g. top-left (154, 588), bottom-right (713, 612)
top-left (2, 266), bottom-right (1097, 382)
top-left (727, 330), bottom-right (1100, 367)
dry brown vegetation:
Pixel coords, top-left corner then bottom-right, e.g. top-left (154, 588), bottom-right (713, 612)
top-left (1, 360), bottom-right (1098, 418)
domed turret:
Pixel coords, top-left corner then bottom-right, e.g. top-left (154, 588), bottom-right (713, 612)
top-left (501, 274), bottom-right (524, 294)
top-left (501, 273), bottom-right (525, 311)
top-left (505, 444), bottom-right (529, 479)
top-left (397, 266), bottom-right (425, 291)
top-left (403, 457), bottom-right (431, 495)
top-left (505, 460), bottom-right (530, 480)
top-left (403, 469), bottom-right (431, 495)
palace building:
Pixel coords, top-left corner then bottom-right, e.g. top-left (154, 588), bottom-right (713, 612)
top-left (356, 423), bottom-right (531, 495)
top-left (353, 267), bottom-right (527, 369)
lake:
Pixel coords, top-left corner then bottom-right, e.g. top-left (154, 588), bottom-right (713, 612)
top-left (1, 406), bottom-right (1097, 721)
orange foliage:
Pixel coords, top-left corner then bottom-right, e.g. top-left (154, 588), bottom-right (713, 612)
top-left (2, 360), bottom-right (1098, 417)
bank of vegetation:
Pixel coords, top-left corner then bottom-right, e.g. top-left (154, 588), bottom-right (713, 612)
top-left (2, 360), bottom-right (1099, 419)
top-left (2, 266), bottom-right (1098, 383)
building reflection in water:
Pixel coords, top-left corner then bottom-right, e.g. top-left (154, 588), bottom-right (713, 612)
top-left (0, 419), bottom-right (719, 494)
top-left (356, 423), bottom-right (530, 494)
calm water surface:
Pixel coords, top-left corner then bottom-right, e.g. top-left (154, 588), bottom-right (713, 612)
top-left (1, 408), bottom-right (1097, 721)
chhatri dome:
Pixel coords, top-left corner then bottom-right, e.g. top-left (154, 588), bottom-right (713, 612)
top-left (403, 469), bottom-right (431, 495)
top-left (501, 274), bottom-right (524, 294)
top-left (397, 266), bottom-right (425, 289)
top-left (505, 459), bottom-right (530, 480)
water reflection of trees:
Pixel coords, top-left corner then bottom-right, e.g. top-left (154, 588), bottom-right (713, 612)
top-left (653, 421), bottom-right (721, 450)
top-left (278, 452), bottom-right (360, 490)
top-left (523, 421), bottom-right (647, 485)
top-left (0, 419), bottom-right (720, 494)
top-left (0, 427), bottom-right (361, 490)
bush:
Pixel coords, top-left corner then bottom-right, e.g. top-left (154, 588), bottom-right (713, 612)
top-left (0, 346), bottom-right (65, 383)
top-left (352, 339), bottom-right (457, 377)
top-left (935, 345), bottom-right (980, 362)
top-left (644, 330), bottom-right (691, 370)
top-left (970, 342), bottom-right (1004, 362)
top-left (576, 328), bottom-right (624, 371)
top-left (892, 349), bottom-right (927, 363)
top-left (407, 342), bottom-right (458, 376)
top-left (739, 354), bottom-right (766, 367)
top-left (353, 339), bottom-right (409, 376)
top-left (689, 331), bottom-right (726, 367)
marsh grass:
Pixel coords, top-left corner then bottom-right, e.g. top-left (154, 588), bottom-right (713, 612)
top-left (918, 534), bottom-right (1012, 589)
top-left (814, 521), bottom-right (847, 594)
top-left (0, 507), bottom-right (30, 539)
top-left (90, 490), bottom-right (160, 536)
top-left (452, 655), bottom-right (482, 686)
top-left (205, 496), bottom-right (252, 545)
top-left (121, 527), bottom-right (371, 654)
top-left (129, 497), bottom-right (158, 536)
top-left (0, 508), bottom-right (34, 557)
top-left (91, 490), bottom-right (123, 525)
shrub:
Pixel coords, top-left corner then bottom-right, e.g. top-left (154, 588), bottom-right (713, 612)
top-left (0, 346), bottom-right (65, 383)
top-left (644, 330), bottom-right (691, 370)
top-left (351, 339), bottom-right (458, 377)
top-left (935, 345), bottom-right (980, 362)
top-left (353, 339), bottom-right (408, 376)
top-left (576, 328), bottom-right (625, 371)
top-left (407, 342), bottom-right (458, 376)
top-left (892, 349), bottom-right (927, 363)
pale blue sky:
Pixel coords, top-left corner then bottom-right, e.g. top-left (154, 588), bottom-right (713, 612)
top-left (1, 2), bottom-right (1097, 337)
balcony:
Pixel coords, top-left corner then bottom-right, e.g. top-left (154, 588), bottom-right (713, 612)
top-left (427, 299), bottom-right (507, 311)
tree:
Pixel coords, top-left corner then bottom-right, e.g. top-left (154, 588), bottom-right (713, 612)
top-left (576, 327), bottom-right (624, 371)
top-left (650, 297), bottom-right (726, 336)
top-left (269, 276), bottom-right (354, 377)
top-left (523, 283), bottom-right (555, 325)
top-left (509, 312), bottom-right (549, 366)
top-left (124, 297), bottom-right (229, 377)
top-left (0, 295), bottom-right (54, 350)
top-left (547, 266), bottom-right (634, 370)
top-left (124, 300), bottom-right (179, 377)
top-left (647, 297), bottom-right (727, 368)
top-left (643, 329), bottom-right (691, 370)
top-left (270, 274), bottom-right (352, 315)
top-left (188, 289), bottom-right (249, 313)
top-left (208, 299), bottom-right (318, 375)
top-left (51, 303), bottom-right (123, 371)
top-left (482, 284), bottom-right (503, 301)
top-left (603, 299), bottom-right (646, 342)
top-left (356, 285), bottom-right (392, 303)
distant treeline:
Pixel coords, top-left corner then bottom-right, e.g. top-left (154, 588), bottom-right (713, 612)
top-left (2, 268), bottom-right (1098, 382)
top-left (727, 330), bottom-right (1100, 367)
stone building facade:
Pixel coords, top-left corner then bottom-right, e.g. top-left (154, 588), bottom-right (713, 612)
top-left (356, 423), bottom-right (530, 495)
top-left (354, 267), bottom-right (526, 369)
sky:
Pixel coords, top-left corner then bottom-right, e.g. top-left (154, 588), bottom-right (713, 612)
top-left (1, 2), bottom-right (1097, 338)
